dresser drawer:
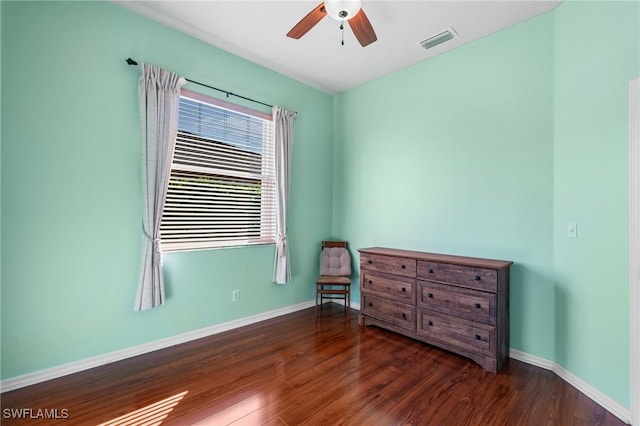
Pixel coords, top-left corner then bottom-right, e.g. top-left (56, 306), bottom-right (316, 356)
top-left (418, 281), bottom-right (496, 325)
top-left (418, 310), bottom-right (495, 357)
top-left (362, 294), bottom-right (416, 332)
top-left (361, 253), bottom-right (416, 278)
top-left (362, 272), bottom-right (415, 304)
top-left (418, 261), bottom-right (497, 293)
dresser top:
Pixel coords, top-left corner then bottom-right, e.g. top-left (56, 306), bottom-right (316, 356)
top-left (358, 247), bottom-right (513, 270)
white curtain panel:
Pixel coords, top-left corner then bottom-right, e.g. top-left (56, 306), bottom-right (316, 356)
top-left (134, 64), bottom-right (185, 311)
top-left (272, 106), bottom-right (297, 284)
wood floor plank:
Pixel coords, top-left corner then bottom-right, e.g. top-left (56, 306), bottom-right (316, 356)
top-left (0, 304), bottom-right (624, 426)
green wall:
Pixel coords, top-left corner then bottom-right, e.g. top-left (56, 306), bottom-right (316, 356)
top-left (333, 1), bottom-right (638, 409)
top-left (553, 0), bottom-right (639, 407)
top-left (2, 0), bottom-right (639, 413)
top-left (334, 11), bottom-right (557, 359)
top-left (0, 1), bottom-right (334, 379)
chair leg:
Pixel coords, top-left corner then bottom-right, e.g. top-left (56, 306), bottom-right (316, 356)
top-left (344, 291), bottom-right (348, 315)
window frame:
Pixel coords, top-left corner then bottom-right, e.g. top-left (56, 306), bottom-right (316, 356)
top-left (159, 89), bottom-right (276, 252)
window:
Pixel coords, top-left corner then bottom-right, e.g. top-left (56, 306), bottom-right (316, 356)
top-left (160, 89), bottom-right (275, 251)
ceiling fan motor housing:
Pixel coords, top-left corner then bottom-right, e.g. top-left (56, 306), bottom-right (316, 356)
top-left (325, 0), bottom-right (362, 21)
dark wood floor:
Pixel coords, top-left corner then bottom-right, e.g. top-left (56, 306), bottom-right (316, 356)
top-left (1, 304), bottom-right (623, 426)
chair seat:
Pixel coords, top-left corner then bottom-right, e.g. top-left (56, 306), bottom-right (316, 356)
top-left (316, 276), bottom-right (351, 285)
top-left (318, 289), bottom-right (349, 296)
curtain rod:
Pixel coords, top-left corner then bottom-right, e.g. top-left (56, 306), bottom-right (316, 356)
top-left (126, 58), bottom-right (275, 109)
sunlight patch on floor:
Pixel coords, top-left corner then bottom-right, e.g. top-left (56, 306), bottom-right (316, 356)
top-left (96, 390), bottom-right (188, 426)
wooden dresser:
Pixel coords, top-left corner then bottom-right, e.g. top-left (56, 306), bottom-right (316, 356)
top-left (358, 247), bottom-right (512, 373)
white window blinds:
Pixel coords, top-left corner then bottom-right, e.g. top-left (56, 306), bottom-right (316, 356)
top-left (160, 90), bottom-right (276, 251)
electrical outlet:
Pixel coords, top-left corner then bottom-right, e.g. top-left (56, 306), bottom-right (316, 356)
top-left (232, 290), bottom-right (240, 302)
top-left (568, 222), bottom-right (577, 238)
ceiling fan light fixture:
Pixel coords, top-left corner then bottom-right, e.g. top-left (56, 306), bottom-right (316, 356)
top-left (325, 0), bottom-right (362, 21)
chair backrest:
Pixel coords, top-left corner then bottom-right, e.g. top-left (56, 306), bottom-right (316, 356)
top-left (319, 240), bottom-right (351, 277)
top-left (322, 240), bottom-right (347, 250)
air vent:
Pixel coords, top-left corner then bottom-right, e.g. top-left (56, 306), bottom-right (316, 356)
top-left (419, 27), bottom-right (458, 50)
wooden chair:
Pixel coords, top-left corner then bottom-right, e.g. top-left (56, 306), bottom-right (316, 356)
top-left (316, 241), bottom-right (352, 317)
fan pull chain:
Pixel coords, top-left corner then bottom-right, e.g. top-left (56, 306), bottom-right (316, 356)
top-left (340, 21), bottom-right (344, 46)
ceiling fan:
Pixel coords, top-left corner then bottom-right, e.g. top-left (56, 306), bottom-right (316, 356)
top-left (287, 0), bottom-right (377, 47)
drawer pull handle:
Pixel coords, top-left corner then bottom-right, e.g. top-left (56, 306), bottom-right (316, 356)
top-left (401, 313), bottom-right (407, 319)
top-left (474, 275), bottom-right (481, 281)
top-left (475, 303), bottom-right (481, 309)
top-left (401, 287), bottom-right (407, 292)
top-left (368, 302), bottom-right (373, 307)
top-left (475, 334), bottom-right (481, 340)
top-left (401, 264), bottom-right (406, 269)
top-left (368, 280), bottom-right (373, 285)
top-left (428, 320), bottom-right (433, 326)
top-left (368, 260), bottom-right (372, 264)
top-left (428, 269), bottom-right (434, 274)
top-left (428, 293), bottom-right (433, 298)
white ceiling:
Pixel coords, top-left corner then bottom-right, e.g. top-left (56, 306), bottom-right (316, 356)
top-left (116, 0), bottom-right (561, 94)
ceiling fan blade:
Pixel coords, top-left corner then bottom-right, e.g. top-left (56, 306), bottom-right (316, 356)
top-left (348, 8), bottom-right (377, 47)
top-left (287, 3), bottom-right (327, 39)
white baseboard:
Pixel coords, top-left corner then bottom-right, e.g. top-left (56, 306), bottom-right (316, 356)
top-left (325, 299), bottom-right (361, 311)
top-left (352, 310), bottom-right (631, 423)
top-left (509, 348), bottom-right (555, 370)
top-left (1, 301), bottom-right (632, 425)
top-left (0, 300), bottom-right (315, 393)
top-left (510, 349), bottom-right (631, 424)
top-left (553, 363), bottom-right (631, 425)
